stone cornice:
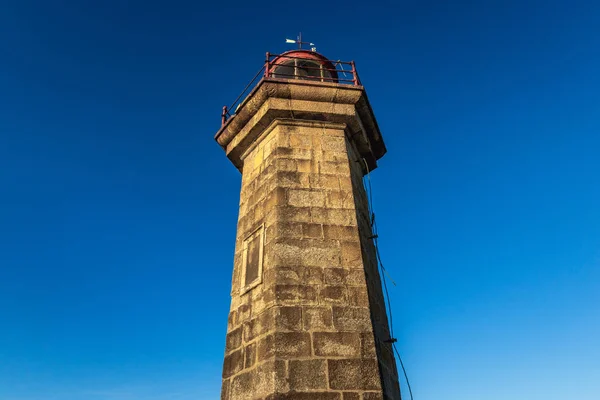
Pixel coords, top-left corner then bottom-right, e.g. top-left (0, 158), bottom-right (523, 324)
top-left (215, 78), bottom-right (386, 172)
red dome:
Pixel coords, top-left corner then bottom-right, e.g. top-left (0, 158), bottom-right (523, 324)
top-left (269, 50), bottom-right (339, 82)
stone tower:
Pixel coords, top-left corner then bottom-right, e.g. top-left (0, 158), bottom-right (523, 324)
top-left (215, 49), bottom-right (401, 400)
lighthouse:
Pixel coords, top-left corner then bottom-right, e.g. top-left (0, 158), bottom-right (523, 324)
top-left (215, 45), bottom-right (401, 400)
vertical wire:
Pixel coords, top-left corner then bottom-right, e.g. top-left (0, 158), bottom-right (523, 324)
top-left (361, 158), bottom-right (414, 400)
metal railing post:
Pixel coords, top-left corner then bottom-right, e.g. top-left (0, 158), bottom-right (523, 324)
top-left (351, 61), bottom-right (358, 86)
top-left (221, 106), bottom-right (228, 127)
top-left (264, 52), bottom-right (270, 78)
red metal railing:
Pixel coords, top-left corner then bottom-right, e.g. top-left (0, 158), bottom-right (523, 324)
top-left (221, 53), bottom-right (361, 127)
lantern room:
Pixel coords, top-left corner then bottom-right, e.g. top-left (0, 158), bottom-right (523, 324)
top-left (219, 49), bottom-right (361, 127)
top-left (269, 50), bottom-right (339, 82)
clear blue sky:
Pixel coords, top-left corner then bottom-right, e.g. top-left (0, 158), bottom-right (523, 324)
top-left (1, 1), bottom-right (599, 399)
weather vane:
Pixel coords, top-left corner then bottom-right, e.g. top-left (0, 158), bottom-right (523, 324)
top-left (285, 32), bottom-right (316, 52)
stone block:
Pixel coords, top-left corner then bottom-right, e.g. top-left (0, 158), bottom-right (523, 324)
top-left (360, 333), bottom-right (378, 358)
top-left (290, 133), bottom-right (313, 149)
top-left (271, 146), bottom-right (312, 160)
top-left (273, 284), bottom-right (318, 304)
top-left (288, 147), bottom-right (313, 160)
top-left (275, 129), bottom-right (291, 147)
top-left (266, 221), bottom-right (304, 243)
top-left (325, 190), bottom-right (353, 209)
top-left (236, 214), bottom-right (255, 237)
top-left (302, 223), bottom-right (324, 239)
top-left (222, 348), bottom-right (243, 379)
top-left (275, 158), bottom-right (298, 172)
top-left (332, 307), bottom-right (372, 332)
top-left (323, 151), bottom-right (348, 163)
top-left (321, 160), bottom-right (351, 175)
top-left (322, 126), bottom-right (346, 137)
top-left (225, 327), bottom-right (243, 353)
top-left (311, 148), bottom-right (325, 162)
top-left (243, 306), bottom-right (302, 342)
top-left (245, 187), bottom-right (267, 210)
top-left (309, 173), bottom-right (341, 190)
top-left (347, 286), bottom-right (370, 307)
top-left (346, 269), bottom-right (366, 285)
top-left (311, 133), bottom-right (323, 148)
top-left (227, 310), bottom-right (238, 330)
top-left (328, 359), bottom-right (381, 390)
top-left (321, 135), bottom-right (347, 152)
top-left (288, 359), bottom-right (328, 390)
top-left (267, 240), bottom-right (340, 268)
top-left (329, 209), bottom-right (357, 226)
top-left (230, 360), bottom-right (287, 399)
top-left (265, 393), bottom-right (341, 400)
top-left (257, 163), bottom-right (276, 185)
top-left (264, 187), bottom-right (288, 211)
top-left (243, 313), bottom-right (270, 343)
top-left (273, 306), bottom-right (303, 331)
top-left (341, 393), bottom-right (360, 400)
top-left (339, 175), bottom-right (353, 191)
top-left (311, 208), bottom-right (356, 226)
top-left (257, 332), bottom-right (311, 360)
top-left (320, 285), bottom-right (347, 305)
top-left (261, 135), bottom-right (276, 159)
top-left (245, 342), bottom-right (257, 369)
top-left (263, 266), bottom-right (323, 286)
top-left (341, 241), bottom-right (363, 268)
top-left (241, 169), bottom-right (256, 188)
top-left (274, 171), bottom-right (310, 188)
top-left (229, 292), bottom-right (241, 310)
top-left (323, 268), bottom-right (346, 285)
top-left (276, 205), bottom-right (312, 223)
top-left (296, 159), bottom-right (313, 173)
top-left (323, 225), bottom-right (358, 241)
top-left (302, 306), bottom-right (334, 331)
top-left (221, 378), bottom-right (230, 400)
top-left (272, 146), bottom-right (294, 158)
top-left (288, 189), bottom-right (326, 208)
top-left (237, 303), bottom-right (252, 323)
top-left (313, 332), bottom-right (361, 357)
top-left (363, 393), bottom-right (384, 400)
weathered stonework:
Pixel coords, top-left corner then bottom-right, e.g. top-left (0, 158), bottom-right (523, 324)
top-left (217, 78), bottom-right (400, 400)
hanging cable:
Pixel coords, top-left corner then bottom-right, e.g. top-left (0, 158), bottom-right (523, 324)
top-left (361, 158), bottom-right (414, 400)
top-left (362, 159), bottom-right (397, 286)
top-left (361, 158), bottom-right (375, 224)
top-left (393, 343), bottom-right (414, 400)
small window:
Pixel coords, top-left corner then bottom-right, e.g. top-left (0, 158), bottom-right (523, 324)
top-left (241, 224), bottom-right (264, 293)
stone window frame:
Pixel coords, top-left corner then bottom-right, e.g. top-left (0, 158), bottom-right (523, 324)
top-left (240, 223), bottom-right (265, 294)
